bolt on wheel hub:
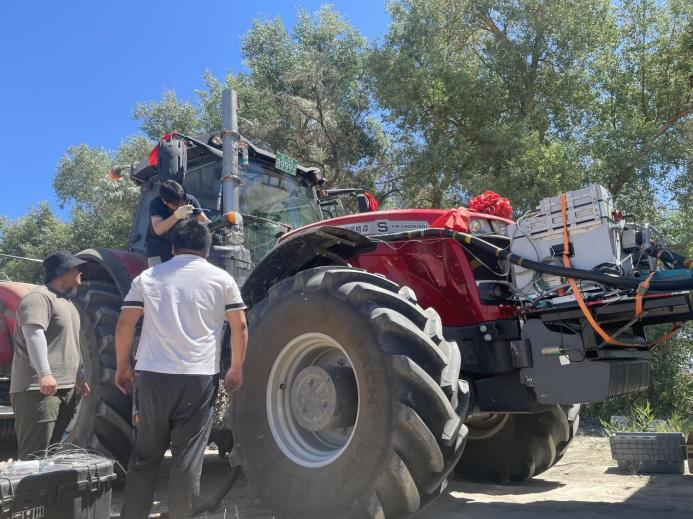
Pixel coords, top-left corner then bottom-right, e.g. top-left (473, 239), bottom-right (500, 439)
top-left (290, 366), bottom-right (358, 432)
top-left (290, 366), bottom-right (337, 431)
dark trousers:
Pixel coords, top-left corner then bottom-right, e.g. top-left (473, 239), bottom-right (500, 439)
top-left (121, 371), bottom-right (217, 519)
top-left (11, 388), bottom-right (77, 459)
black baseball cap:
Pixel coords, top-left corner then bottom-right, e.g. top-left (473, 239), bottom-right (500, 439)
top-left (43, 251), bottom-right (86, 284)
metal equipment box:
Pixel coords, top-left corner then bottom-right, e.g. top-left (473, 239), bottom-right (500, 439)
top-left (0, 453), bottom-right (116, 519)
top-left (610, 432), bottom-right (686, 474)
top-left (509, 185), bottom-right (623, 298)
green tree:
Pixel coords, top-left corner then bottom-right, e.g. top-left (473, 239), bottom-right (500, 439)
top-left (371, 0), bottom-right (610, 209)
top-left (52, 137), bottom-right (149, 251)
top-left (241, 7), bottom-right (388, 188)
top-left (585, 0), bottom-right (692, 208)
top-left (133, 90), bottom-right (202, 141)
top-left (0, 203), bottom-right (72, 283)
top-left (135, 6), bottom-right (392, 196)
top-left (371, 0), bottom-right (691, 212)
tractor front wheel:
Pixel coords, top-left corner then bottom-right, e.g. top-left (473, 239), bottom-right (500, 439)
top-left (233, 267), bottom-right (469, 518)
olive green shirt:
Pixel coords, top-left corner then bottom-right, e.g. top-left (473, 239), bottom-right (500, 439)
top-left (10, 285), bottom-right (80, 393)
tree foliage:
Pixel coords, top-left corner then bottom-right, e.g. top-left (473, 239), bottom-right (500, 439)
top-left (133, 91), bottom-right (201, 141)
top-left (240, 7), bottom-right (389, 188)
top-left (371, 0), bottom-right (691, 211)
top-left (53, 137), bottom-right (148, 251)
top-left (0, 203), bottom-right (71, 283)
top-left (0, 137), bottom-right (148, 282)
top-left (134, 7), bottom-right (392, 194)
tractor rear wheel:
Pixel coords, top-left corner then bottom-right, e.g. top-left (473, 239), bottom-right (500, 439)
top-left (233, 267), bottom-right (469, 518)
top-left (456, 404), bottom-right (580, 483)
top-left (67, 281), bottom-right (133, 469)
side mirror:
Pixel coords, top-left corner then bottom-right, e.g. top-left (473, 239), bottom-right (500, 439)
top-left (356, 194), bottom-right (370, 213)
top-left (158, 136), bottom-right (187, 183)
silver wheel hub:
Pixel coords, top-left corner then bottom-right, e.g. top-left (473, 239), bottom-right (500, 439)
top-left (267, 333), bottom-right (359, 468)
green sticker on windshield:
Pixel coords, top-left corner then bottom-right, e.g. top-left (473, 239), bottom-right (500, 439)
top-left (275, 152), bottom-right (298, 176)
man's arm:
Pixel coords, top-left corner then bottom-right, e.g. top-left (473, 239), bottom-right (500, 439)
top-left (114, 307), bottom-right (143, 394)
top-left (22, 324), bottom-right (57, 396)
top-left (151, 204), bottom-right (193, 236)
top-left (224, 310), bottom-right (248, 393)
top-left (189, 196), bottom-right (210, 225)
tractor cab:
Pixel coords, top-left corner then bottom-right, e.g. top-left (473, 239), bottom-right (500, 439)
top-left (125, 132), bottom-right (327, 285)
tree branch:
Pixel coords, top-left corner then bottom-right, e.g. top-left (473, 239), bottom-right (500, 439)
top-left (480, 13), bottom-right (514, 50)
top-left (610, 105), bottom-right (693, 195)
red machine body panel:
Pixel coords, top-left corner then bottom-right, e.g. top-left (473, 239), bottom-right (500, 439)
top-left (349, 240), bottom-right (517, 327)
top-left (0, 282), bottom-right (36, 366)
top-left (283, 208), bottom-right (517, 327)
top-left (106, 249), bottom-right (148, 280)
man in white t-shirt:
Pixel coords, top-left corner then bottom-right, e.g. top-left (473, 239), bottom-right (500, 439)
top-left (114, 219), bottom-right (248, 519)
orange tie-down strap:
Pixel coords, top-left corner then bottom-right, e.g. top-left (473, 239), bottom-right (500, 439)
top-left (559, 193), bottom-right (681, 348)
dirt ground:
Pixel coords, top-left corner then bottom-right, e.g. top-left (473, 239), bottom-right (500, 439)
top-left (111, 426), bottom-right (693, 519)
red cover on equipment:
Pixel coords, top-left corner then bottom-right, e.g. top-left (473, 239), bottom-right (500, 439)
top-left (364, 192), bottom-right (379, 211)
top-left (147, 131), bottom-right (177, 167)
top-left (430, 207), bottom-right (472, 232)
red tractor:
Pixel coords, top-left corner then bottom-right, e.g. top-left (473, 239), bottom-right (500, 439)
top-left (1, 90), bottom-right (691, 518)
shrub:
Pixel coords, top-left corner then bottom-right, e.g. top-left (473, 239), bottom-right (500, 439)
top-left (601, 402), bottom-right (692, 435)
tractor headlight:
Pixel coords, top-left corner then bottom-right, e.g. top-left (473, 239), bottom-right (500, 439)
top-left (227, 230), bottom-right (246, 246)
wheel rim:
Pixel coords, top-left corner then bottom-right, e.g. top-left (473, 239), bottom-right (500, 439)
top-left (267, 332), bottom-right (359, 468)
top-left (467, 413), bottom-right (510, 440)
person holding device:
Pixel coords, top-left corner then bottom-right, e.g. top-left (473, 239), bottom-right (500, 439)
top-left (146, 179), bottom-right (210, 266)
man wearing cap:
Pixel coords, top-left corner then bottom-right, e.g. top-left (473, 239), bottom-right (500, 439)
top-left (10, 251), bottom-right (91, 459)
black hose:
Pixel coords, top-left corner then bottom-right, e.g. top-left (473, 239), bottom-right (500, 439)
top-left (375, 229), bottom-right (693, 292)
top-left (192, 465), bottom-right (240, 516)
top-left (110, 466), bottom-right (240, 519)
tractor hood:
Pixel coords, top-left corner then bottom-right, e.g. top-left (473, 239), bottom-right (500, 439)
top-left (280, 207), bottom-right (514, 242)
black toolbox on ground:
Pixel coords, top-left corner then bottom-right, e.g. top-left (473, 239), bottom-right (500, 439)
top-left (0, 453), bottom-right (116, 519)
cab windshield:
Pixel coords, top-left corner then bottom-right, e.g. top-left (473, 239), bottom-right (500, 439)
top-left (182, 157), bottom-right (322, 265)
top-left (239, 163), bottom-right (321, 229)
top-left (182, 158), bottom-right (321, 229)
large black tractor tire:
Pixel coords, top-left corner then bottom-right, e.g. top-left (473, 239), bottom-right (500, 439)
top-left (456, 404), bottom-right (580, 483)
top-left (66, 281), bottom-right (134, 469)
top-left (556, 404), bottom-right (580, 461)
top-left (233, 267), bottom-right (469, 519)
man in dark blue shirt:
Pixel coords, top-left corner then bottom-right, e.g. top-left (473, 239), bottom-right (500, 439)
top-left (146, 180), bottom-right (209, 266)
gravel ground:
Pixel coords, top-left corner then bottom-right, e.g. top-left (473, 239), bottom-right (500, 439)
top-left (107, 425), bottom-right (692, 518)
top-left (1, 424), bottom-right (690, 518)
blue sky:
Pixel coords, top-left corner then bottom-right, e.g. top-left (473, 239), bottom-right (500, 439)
top-left (0, 0), bottom-right (389, 221)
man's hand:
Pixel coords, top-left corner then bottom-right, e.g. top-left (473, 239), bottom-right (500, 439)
top-left (75, 378), bottom-right (91, 397)
top-left (224, 367), bottom-right (243, 393)
top-left (39, 374), bottom-right (58, 396)
top-left (115, 307), bottom-right (141, 395)
top-left (115, 365), bottom-right (135, 395)
top-left (173, 204), bottom-right (194, 220)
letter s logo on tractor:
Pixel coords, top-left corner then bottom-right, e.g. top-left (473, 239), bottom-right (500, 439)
top-left (341, 220), bottom-right (428, 236)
